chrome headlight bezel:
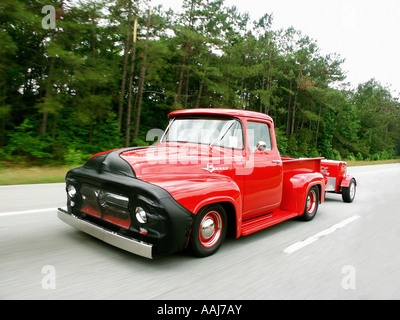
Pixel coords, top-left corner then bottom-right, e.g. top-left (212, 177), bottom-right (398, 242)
top-left (67, 184), bottom-right (77, 198)
top-left (135, 206), bottom-right (147, 224)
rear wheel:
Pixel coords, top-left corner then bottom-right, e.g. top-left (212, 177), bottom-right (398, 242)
top-left (189, 204), bottom-right (227, 257)
top-left (301, 186), bottom-right (319, 221)
top-left (342, 179), bottom-right (356, 203)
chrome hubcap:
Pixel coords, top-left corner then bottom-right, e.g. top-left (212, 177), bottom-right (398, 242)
top-left (199, 211), bottom-right (222, 248)
top-left (307, 190), bottom-right (317, 213)
top-left (201, 218), bottom-right (216, 239)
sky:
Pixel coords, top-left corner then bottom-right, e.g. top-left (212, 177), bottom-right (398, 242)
top-left (151, 0), bottom-right (400, 97)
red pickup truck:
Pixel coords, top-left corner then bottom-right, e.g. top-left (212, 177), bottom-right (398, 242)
top-left (58, 108), bottom-right (356, 258)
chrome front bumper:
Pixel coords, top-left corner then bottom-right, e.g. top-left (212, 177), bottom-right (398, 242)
top-left (57, 208), bottom-right (153, 259)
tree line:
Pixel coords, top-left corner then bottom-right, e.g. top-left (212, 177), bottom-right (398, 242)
top-left (1, 0), bottom-right (399, 166)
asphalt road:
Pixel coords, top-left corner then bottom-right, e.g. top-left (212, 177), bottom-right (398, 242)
top-left (1, 163), bottom-right (400, 300)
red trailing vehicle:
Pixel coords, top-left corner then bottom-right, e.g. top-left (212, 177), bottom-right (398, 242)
top-left (58, 109), bottom-right (356, 258)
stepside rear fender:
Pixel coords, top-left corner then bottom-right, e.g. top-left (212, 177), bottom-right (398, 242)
top-left (280, 172), bottom-right (325, 214)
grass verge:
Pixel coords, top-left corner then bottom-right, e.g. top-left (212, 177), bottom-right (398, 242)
top-left (0, 159), bottom-right (399, 185)
top-left (0, 165), bottom-right (76, 186)
top-left (346, 159), bottom-right (400, 167)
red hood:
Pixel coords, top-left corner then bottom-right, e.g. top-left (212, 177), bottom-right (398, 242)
top-left (119, 143), bottom-right (239, 183)
top-left (118, 143), bottom-right (243, 213)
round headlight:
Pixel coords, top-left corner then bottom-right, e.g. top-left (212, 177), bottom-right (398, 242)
top-left (135, 207), bottom-right (147, 224)
top-left (67, 185), bottom-right (77, 198)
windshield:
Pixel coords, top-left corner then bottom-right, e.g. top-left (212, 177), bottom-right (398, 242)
top-left (161, 117), bottom-right (244, 149)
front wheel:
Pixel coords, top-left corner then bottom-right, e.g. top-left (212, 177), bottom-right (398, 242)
top-left (342, 179), bottom-right (356, 203)
top-left (189, 204), bottom-right (227, 257)
top-left (301, 186), bottom-right (319, 221)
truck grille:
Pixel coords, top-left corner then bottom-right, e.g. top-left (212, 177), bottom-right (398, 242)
top-left (80, 184), bottom-right (131, 229)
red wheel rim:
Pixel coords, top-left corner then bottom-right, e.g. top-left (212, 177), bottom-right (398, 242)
top-left (199, 210), bottom-right (223, 248)
top-left (306, 189), bottom-right (317, 214)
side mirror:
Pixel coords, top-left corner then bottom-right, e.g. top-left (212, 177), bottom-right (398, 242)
top-left (256, 141), bottom-right (267, 152)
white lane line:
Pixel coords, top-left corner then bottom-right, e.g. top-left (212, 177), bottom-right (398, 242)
top-left (0, 207), bottom-right (60, 217)
top-left (284, 215), bottom-right (361, 254)
top-left (0, 183), bottom-right (65, 188)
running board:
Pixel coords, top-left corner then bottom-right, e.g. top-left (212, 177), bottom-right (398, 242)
top-left (241, 210), bottom-right (299, 236)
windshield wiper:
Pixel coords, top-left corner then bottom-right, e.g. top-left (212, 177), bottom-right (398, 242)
top-left (209, 120), bottom-right (235, 148)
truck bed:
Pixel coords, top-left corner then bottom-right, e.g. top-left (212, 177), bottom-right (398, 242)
top-left (280, 157), bottom-right (325, 214)
top-left (281, 157), bottom-right (324, 172)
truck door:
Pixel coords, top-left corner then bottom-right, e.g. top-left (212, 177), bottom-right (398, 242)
top-left (243, 120), bottom-right (283, 220)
